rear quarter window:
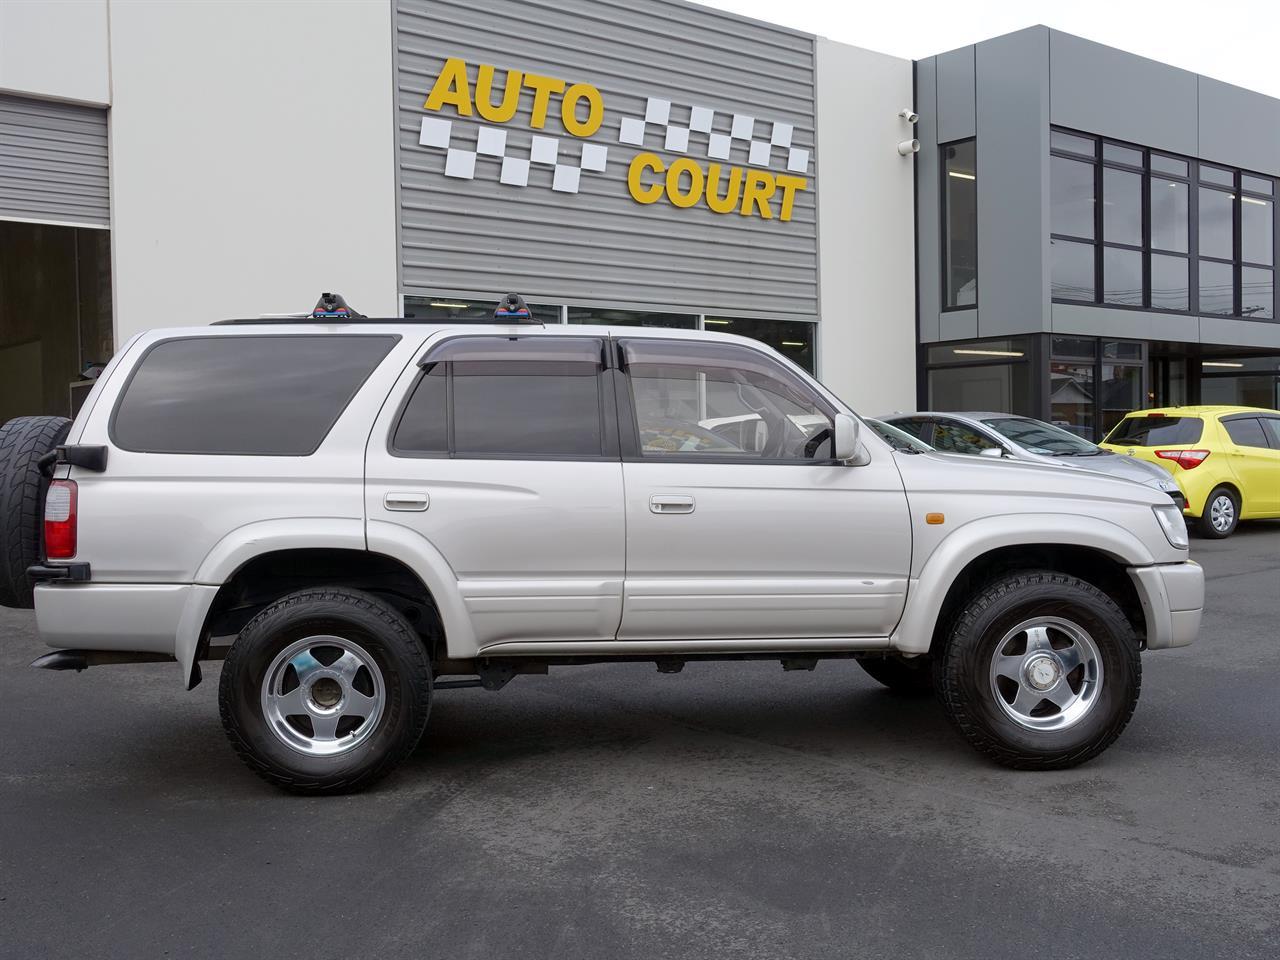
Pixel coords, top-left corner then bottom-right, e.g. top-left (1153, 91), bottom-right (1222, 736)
top-left (111, 335), bottom-right (398, 455)
top-left (1105, 415), bottom-right (1203, 446)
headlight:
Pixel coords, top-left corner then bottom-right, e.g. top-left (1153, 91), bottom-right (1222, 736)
top-left (1153, 503), bottom-right (1189, 550)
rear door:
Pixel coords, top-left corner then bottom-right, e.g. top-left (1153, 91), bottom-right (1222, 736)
top-left (364, 334), bottom-right (625, 648)
top-left (615, 337), bottom-right (911, 641)
top-left (1220, 415), bottom-right (1280, 516)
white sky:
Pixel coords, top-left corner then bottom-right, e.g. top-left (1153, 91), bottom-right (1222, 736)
top-left (692, 0), bottom-right (1280, 99)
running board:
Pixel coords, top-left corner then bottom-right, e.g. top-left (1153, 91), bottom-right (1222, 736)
top-left (31, 650), bottom-right (176, 672)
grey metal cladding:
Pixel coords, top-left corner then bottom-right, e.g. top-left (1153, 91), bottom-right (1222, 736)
top-left (934, 46), bottom-right (975, 144)
top-left (394, 0), bottom-right (818, 320)
top-left (914, 56), bottom-right (941, 342)
top-left (1197, 77), bottom-right (1280, 177)
top-left (1048, 31), bottom-right (1197, 156)
top-left (0, 94), bottom-right (109, 228)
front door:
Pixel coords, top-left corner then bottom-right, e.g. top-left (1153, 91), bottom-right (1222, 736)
top-left (365, 334), bottom-right (625, 648)
top-left (615, 337), bottom-right (912, 641)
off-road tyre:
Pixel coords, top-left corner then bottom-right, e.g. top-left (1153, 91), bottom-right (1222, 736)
top-left (1195, 486), bottom-right (1239, 539)
top-left (857, 655), bottom-right (934, 694)
top-left (219, 587), bottom-right (432, 794)
top-left (0, 416), bottom-right (72, 608)
top-left (933, 570), bottom-right (1141, 770)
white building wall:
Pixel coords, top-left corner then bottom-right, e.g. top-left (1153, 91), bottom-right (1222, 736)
top-left (106, 0), bottom-right (399, 337)
top-left (0, 0), bottom-right (110, 106)
top-left (813, 37), bottom-right (917, 415)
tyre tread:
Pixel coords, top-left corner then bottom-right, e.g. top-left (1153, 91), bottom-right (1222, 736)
top-left (0, 416), bottom-right (72, 609)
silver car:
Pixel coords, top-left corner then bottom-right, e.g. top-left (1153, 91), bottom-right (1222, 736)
top-left (881, 411), bottom-right (1186, 509)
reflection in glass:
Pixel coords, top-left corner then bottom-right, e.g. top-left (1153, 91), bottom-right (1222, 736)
top-left (404, 296), bottom-right (562, 324)
top-left (1051, 156), bottom-right (1096, 239)
top-left (1103, 143), bottom-right (1142, 167)
top-left (1101, 363), bottom-right (1143, 435)
top-left (1200, 165), bottom-right (1233, 187)
top-left (568, 307), bottom-right (696, 328)
top-left (1242, 267), bottom-right (1273, 319)
top-left (1051, 130), bottom-right (1095, 156)
top-left (1050, 362), bottom-right (1094, 438)
top-left (1151, 254), bottom-right (1190, 311)
top-left (1150, 179), bottom-right (1188, 252)
top-left (1103, 168), bottom-right (1141, 246)
top-left (1199, 260), bottom-right (1234, 315)
top-left (1151, 155), bottom-right (1188, 177)
top-left (1051, 238), bottom-right (1095, 301)
top-left (1242, 175), bottom-right (1273, 196)
top-left (1198, 188), bottom-right (1234, 260)
top-left (1103, 247), bottom-right (1142, 305)
top-left (706, 317), bottom-right (817, 373)
top-left (1241, 196), bottom-right (1273, 265)
top-left (928, 363), bottom-right (1034, 417)
top-left (943, 140), bottom-right (978, 307)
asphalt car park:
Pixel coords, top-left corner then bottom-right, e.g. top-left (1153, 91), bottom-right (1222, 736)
top-left (1, 523), bottom-right (1277, 960)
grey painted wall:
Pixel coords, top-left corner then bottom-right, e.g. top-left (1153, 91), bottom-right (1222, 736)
top-left (393, 0), bottom-right (819, 320)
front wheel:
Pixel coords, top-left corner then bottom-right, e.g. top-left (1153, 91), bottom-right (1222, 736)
top-left (934, 571), bottom-right (1140, 769)
top-left (1196, 486), bottom-right (1239, 539)
top-left (219, 587), bottom-right (432, 794)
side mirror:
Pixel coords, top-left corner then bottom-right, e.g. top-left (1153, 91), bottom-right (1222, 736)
top-left (834, 413), bottom-right (860, 461)
top-left (979, 446), bottom-right (1005, 459)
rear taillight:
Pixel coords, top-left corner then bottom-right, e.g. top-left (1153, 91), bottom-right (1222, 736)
top-left (44, 479), bottom-right (78, 559)
top-left (1155, 449), bottom-right (1210, 470)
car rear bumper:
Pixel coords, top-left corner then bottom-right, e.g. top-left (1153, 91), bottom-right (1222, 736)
top-left (1128, 561), bottom-right (1203, 650)
top-left (34, 582), bottom-right (219, 687)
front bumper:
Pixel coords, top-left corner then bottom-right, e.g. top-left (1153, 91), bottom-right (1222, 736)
top-left (1128, 561), bottom-right (1204, 650)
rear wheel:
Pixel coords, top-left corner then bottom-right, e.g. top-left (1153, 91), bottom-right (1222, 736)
top-left (1196, 486), bottom-right (1239, 539)
top-left (857, 655), bottom-right (933, 694)
top-left (219, 587), bottom-right (432, 794)
top-left (934, 570), bottom-right (1141, 769)
top-left (0, 416), bottom-right (72, 608)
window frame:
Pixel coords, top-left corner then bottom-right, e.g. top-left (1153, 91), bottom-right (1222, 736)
top-left (614, 336), bottom-right (841, 466)
top-left (388, 334), bottom-right (619, 462)
top-left (941, 137), bottom-right (979, 312)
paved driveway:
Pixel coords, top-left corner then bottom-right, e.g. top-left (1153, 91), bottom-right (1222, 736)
top-left (2, 524), bottom-right (1278, 959)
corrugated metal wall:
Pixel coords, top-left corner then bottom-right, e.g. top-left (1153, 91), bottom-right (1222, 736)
top-left (394, 0), bottom-right (819, 320)
top-left (0, 94), bottom-right (109, 228)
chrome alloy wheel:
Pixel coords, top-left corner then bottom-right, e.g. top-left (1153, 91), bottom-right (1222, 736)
top-left (988, 617), bottom-right (1103, 731)
top-left (1210, 493), bottom-right (1235, 533)
top-left (261, 635), bottom-right (386, 756)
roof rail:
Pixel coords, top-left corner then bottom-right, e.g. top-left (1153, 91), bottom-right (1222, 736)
top-left (212, 291), bottom-right (545, 326)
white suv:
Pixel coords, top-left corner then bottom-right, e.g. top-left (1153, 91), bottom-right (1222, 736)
top-left (0, 295), bottom-right (1204, 793)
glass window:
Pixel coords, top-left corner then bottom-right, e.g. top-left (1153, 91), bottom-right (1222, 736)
top-left (704, 317), bottom-right (817, 374)
top-left (1050, 362), bottom-right (1095, 438)
top-left (1242, 175), bottom-right (1274, 196)
top-left (1104, 415), bottom-right (1203, 446)
top-left (981, 417), bottom-right (1099, 455)
top-left (1150, 179), bottom-right (1189, 252)
top-left (404, 295), bottom-right (561, 324)
top-left (1262, 418), bottom-right (1280, 448)
top-left (1199, 188), bottom-right (1235, 260)
top-left (942, 139), bottom-right (978, 308)
top-left (1103, 143), bottom-right (1142, 167)
top-left (1103, 247), bottom-right (1142, 305)
top-left (1051, 336), bottom-right (1097, 359)
top-left (929, 419), bottom-right (1002, 455)
top-left (1199, 260), bottom-right (1235, 315)
top-left (1151, 255), bottom-right (1190, 311)
top-left (443, 337), bottom-right (604, 457)
top-left (620, 339), bottom-right (832, 461)
top-left (568, 307), bottom-right (696, 329)
top-left (112, 335), bottom-right (398, 455)
top-left (392, 364), bottom-right (448, 453)
top-left (1051, 156), bottom-right (1096, 239)
top-left (1223, 417), bottom-right (1269, 448)
top-left (928, 363), bottom-right (1034, 416)
top-left (1200, 165), bottom-right (1234, 187)
top-left (1051, 130), bottom-right (1095, 157)
top-left (1100, 363), bottom-right (1143, 435)
top-left (1051, 238), bottom-right (1096, 301)
top-left (1241, 196), bottom-right (1274, 265)
top-left (1103, 168), bottom-right (1142, 246)
top-left (1242, 267), bottom-right (1273, 319)
top-left (1102, 341), bottom-right (1144, 361)
top-left (1151, 155), bottom-right (1188, 177)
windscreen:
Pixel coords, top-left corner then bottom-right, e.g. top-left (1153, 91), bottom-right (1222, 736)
top-left (1104, 415), bottom-right (1204, 447)
top-left (112, 335), bottom-right (398, 455)
top-left (983, 417), bottom-right (1099, 455)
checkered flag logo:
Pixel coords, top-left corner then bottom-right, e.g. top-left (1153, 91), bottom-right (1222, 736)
top-left (618, 97), bottom-right (809, 174)
top-left (418, 117), bottom-right (608, 194)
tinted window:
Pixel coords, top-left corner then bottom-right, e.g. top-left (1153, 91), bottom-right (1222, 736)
top-left (1262, 418), bottom-right (1280, 448)
top-left (1151, 254), bottom-right (1189, 311)
top-left (1051, 156), bottom-right (1095, 239)
top-left (1103, 168), bottom-right (1141, 246)
top-left (1105, 416), bottom-right (1203, 446)
top-left (1200, 260), bottom-right (1234, 315)
top-left (1223, 417), bottom-right (1269, 449)
top-left (1051, 238), bottom-right (1095, 301)
top-left (1242, 267), bottom-right (1274, 319)
top-left (1241, 196), bottom-right (1273, 265)
top-left (113, 335), bottom-right (397, 455)
top-left (1103, 247), bottom-right (1142, 306)
top-left (397, 336), bottom-right (605, 458)
top-left (621, 339), bottom-right (832, 461)
top-left (930, 420), bottom-right (1001, 455)
top-left (1199, 188), bottom-right (1234, 260)
top-left (1150, 179), bottom-right (1189, 253)
top-left (943, 139), bottom-right (978, 307)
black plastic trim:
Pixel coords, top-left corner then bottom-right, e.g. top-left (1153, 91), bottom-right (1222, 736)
top-left (27, 562), bottom-right (91, 583)
top-left (57, 444), bottom-right (107, 472)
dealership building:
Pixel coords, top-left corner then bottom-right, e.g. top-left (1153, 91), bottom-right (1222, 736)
top-left (1, 0), bottom-right (1277, 436)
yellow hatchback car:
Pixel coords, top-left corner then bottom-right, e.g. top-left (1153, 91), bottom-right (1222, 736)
top-left (1101, 406), bottom-right (1280, 538)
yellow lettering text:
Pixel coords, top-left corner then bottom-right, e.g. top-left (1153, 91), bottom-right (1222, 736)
top-left (523, 73), bottom-right (567, 129)
top-left (774, 175), bottom-right (806, 222)
top-left (665, 158), bottom-right (705, 208)
top-left (628, 153), bottom-right (665, 204)
top-left (475, 63), bottom-right (522, 123)
top-left (705, 164), bottom-right (742, 214)
top-left (740, 170), bottom-right (776, 219)
top-left (561, 83), bottom-right (604, 137)
top-left (424, 57), bottom-right (472, 116)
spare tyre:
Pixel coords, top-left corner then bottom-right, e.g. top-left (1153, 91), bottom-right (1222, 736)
top-left (0, 416), bottom-right (73, 609)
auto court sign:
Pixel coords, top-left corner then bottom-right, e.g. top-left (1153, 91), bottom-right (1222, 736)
top-left (416, 57), bottom-right (810, 222)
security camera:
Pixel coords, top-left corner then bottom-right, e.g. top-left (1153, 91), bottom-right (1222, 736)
top-left (899, 108), bottom-right (919, 124)
top-left (897, 139), bottom-right (920, 156)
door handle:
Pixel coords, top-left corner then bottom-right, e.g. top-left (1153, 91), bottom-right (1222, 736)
top-left (650, 495), bottom-right (694, 515)
top-left (384, 492), bottom-right (429, 512)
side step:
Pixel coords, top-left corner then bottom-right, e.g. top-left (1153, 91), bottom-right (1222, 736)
top-left (30, 650), bottom-right (176, 672)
